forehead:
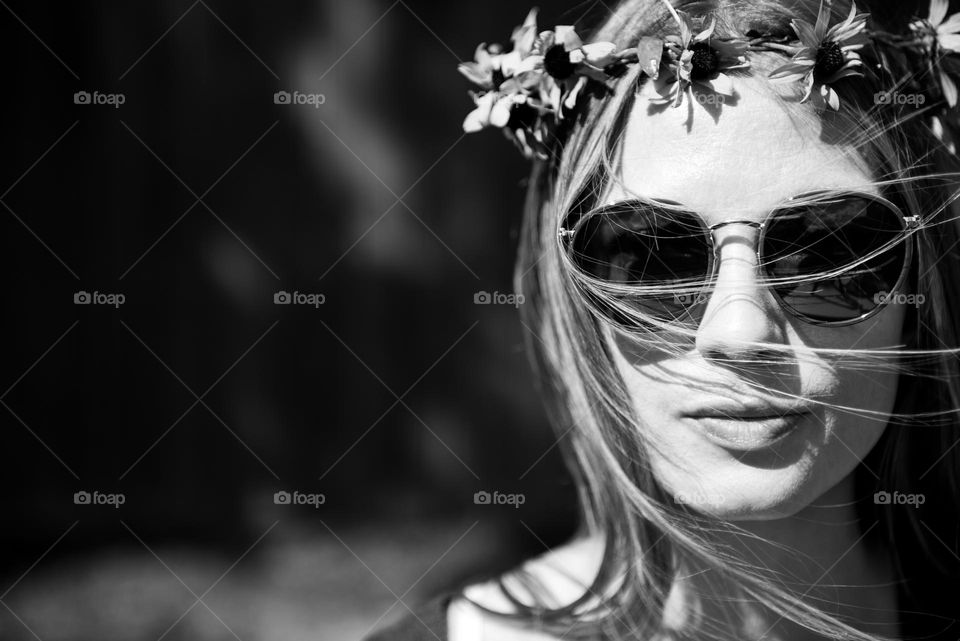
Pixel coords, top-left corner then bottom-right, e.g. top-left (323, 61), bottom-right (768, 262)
top-left (605, 78), bottom-right (877, 220)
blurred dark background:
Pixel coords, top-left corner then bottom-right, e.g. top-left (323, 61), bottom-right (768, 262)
top-left (0, 1), bottom-right (609, 638)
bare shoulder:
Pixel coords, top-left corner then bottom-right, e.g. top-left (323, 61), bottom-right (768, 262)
top-left (447, 533), bottom-right (606, 641)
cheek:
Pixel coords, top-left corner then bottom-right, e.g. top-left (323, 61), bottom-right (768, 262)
top-left (608, 304), bottom-right (905, 517)
top-left (804, 301), bottom-right (906, 430)
top-left (812, 306), bottom-right (905, 473)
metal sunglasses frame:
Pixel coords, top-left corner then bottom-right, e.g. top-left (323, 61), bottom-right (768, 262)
top-left (557, 191), bottom-right (921, 327)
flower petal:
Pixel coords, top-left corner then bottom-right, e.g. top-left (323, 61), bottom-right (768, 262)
top-left (490, 99), bottom-right (513, 128)
top-left (555, 26), bottom-right (583, 50)
top-left (694, 18), bottom-right (716, 43)
top-left (939, 33), bottom-right (960, 52)
top-left (791, 19), bottom-right (819, 47)
top-left (549, 82), bottom-right (563, 114)
top-left (931, 114), bottom-right (958, 153)
top-left (938, 12), bottom-right (960, 34)
top-left (941, 69), bottom-right (959, 106)
top-left (512, 9), bottom-right (539, 55)
top-left (511, 54), bottom-right (541, 75)
top-left (843, 2), bottom-right (862, 29)
top-left (458, 62), bottom-right (490, 87)
top-left (769, 61), bottom-right (813, 81)
top-left (489, 94), bottom-right (516, 128)
top-left (474, 43), bottom-right (490, 65)
top-left (463, 92), bottom-right (496, 132)
top-left (635, 36), bottom-right (664, 78)
top-left (814, 4), bottom-right (830, 40)
top-left (930, 0), bottom-right (950, 27)
top-left (563, 77), bottom-right (587, 111)
top-left (799, 76), bottom-right (816, 103)
top-left (675, 10), bottom-right (693, 45)
top-left (822, 84), bottom-right (840, 110)
top-left (580, 42), bottom-right (618, 66)
top-left (838, 58), bottom-right (864, 71)
top-left (534, 30), bottom-right (555, 55)
top-left (521, 7), bottom-right (538, 30)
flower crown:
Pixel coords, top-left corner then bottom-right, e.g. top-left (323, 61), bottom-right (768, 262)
top-left (458, 0), bottom-right (960, 160)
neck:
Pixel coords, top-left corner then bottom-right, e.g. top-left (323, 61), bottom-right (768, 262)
top-left (667, 473), bottom-right (900, 641)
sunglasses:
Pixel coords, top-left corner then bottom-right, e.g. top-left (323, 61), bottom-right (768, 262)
top-left (559, 191), bottom-right (920, 327)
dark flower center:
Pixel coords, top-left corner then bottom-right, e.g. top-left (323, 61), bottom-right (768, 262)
top-left (689, 42), bottom-right (720, 78)
top-left (815, 41), bottom-right (846, 77)
top-left (507, 102), bottom-right (538, 130)
top-left (491, 68), bottom-right (505, 87)
top-left (543, 44), bottom-right (576, 80)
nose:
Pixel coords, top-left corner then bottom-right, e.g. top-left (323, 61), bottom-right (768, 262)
top-left (694, 224), bottom-right (788, 362)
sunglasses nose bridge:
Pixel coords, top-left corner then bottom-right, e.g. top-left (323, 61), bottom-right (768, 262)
top-left (701, 220), bottom-right (774, 310)
top-left (706, 219), bottom-right (765, 267)
top-left (696, 221), bottom-right (789, 358)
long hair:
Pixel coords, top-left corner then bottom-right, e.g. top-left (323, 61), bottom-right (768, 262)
top-left (472, 0), bottom-right (960, 639)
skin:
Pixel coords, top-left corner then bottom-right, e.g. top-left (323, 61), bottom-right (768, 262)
top-left (606, 78), bottom-right (905, 523)
top-left (450, 79), bottom-right (906, 639)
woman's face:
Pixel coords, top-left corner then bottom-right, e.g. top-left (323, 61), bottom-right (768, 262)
top-left (604, 80), bottom-right (906, 519)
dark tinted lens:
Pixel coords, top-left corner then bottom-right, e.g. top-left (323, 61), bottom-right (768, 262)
top-left (569, 202), bottom-right (711, 322)
top-left (762, 196), bottom-right (907, 322)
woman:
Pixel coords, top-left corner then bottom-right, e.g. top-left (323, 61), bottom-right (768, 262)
top-left (368, 0), bottom-right (960, 639)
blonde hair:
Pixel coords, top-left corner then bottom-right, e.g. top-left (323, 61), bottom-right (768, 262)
top-left (471, 0), bottom-right (960, 639)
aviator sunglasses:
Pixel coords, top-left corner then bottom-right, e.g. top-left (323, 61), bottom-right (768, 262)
top-left (559, 191), bottom-right (920, 327)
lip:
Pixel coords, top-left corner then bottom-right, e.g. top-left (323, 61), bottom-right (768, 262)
top-left (683, 404), bottom-right (813, 451)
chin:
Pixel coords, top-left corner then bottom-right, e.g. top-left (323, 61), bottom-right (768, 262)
top-left (653, 451), bottom-right (834, 520)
